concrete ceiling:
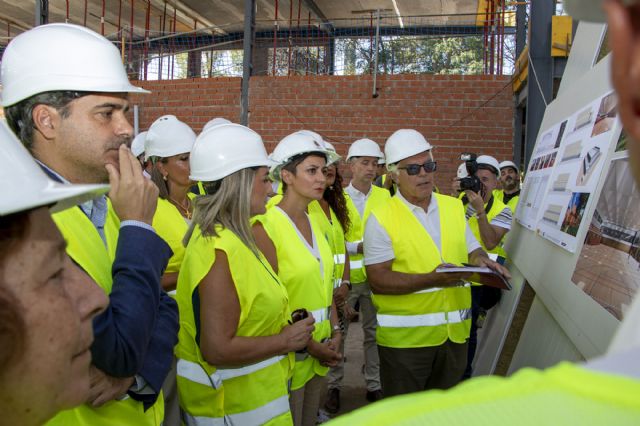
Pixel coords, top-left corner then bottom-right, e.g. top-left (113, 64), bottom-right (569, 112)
top-left (0, 0), bottom-right (487, 45)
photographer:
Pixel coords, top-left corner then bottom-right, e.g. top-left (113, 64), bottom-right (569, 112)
top-left (461, 155), bottom-right (512, 258)
top-left (459, 155), bottom-right (512, 379)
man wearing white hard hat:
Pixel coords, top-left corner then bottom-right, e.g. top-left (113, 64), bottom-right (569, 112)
top-left (327, 2), bottom-right (640, 423)
top-left (363, 129), bottom-right (510, 397)
top-left (1, 23), bottom-right (178, 426)
top-left (496, 160), bottom-right (520, 213)
top-left (460, 155), bottom-right (512, 380)
top-left (324, 138), bottom-right (388, 413)
top-left (0, 121), bottom-right (109, 426)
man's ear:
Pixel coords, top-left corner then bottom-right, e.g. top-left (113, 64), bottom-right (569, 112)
top-left (32, 104), bottom-right (59, 140)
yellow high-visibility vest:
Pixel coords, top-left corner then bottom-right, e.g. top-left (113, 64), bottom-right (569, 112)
top-left (258, 207), bottom-right (334, 390)
top-left (175, 225), bottom-right (294, 425)
top-left (467, 195), bottom-right (509, 258)
top-left (308, 200), bottom-right (347, 288)
top-left (47, 203), bottom-right (164, 426)
top-left (370, 193), bottom-right (471, 348)
top-left (327, 362), bottom-right (640, 425)
top-left (344, 186), bottom-right (390, 284)
top-left (495, 189), bottom-right (520, 213)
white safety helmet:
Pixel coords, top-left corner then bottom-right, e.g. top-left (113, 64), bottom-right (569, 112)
top-left (202, 117), bottom-right (232, 133)
top-left (378, 154), bottom-right (386, 165)
top-left (293, 130), bottom-right (341, 165)
top-left (144, 115), bottom-right (196, 160)
top-left (384, 129), bottom-right (433, 167)
top-left (476, 155), bottom-right (501, 176)
top-left (131, 131), bottom-right (147, 158)
top-left (499, 160), bottom-right (519, 174)
top-left (0, 23), bottom-right (149, 107)
top-left (269, 131), bottom-right (329, 180)
top-left (324, 141), bottom-right (342, 166)
top-left (457, 163), bottom-right (469, 179)
top-left (0, 121), bottom-right (108, 216)
top-left (347, 138), bottom-right (384, 161)
top-left (190, 123), bottom-right (275, 182)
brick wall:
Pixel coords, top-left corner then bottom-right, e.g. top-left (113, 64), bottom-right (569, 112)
top-left (131, 74), bottom-right (513, 191)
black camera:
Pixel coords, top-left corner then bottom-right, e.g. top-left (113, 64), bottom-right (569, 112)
top-left (458, 153), bottom-right (483, 194)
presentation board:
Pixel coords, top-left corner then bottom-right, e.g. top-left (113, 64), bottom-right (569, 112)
top-left (505, 54), bottom-right (630, 359)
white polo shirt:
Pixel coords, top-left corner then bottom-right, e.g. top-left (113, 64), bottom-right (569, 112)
top-left (364, 190), bottom-right (481, 265)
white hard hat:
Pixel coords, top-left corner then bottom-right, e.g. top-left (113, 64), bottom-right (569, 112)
top-left (499, 160), bottom-right (519, 174)
top-left (384, 129), bottom-right (433, 166)
top-left (0, 121), bottom-right (108, 216)
top-left (269, 131), bottom-right (329, 180)
top-left (131, 131), bottom-right (147, 158)
top-left (323, 141), bottom-right (342, 166)
top-left (202, 117), bottom-right (232, 133)
top-left (190, 123), bottom-right (275, 182)
top-left (476, 155), bottom-right (500, 175)
top-left (347, 138), bottom-right (384, 160)
top-left (293, 130), bottom-right (341, 165)
top-left (378, 154), bottom-right (386, 165)
top-left (0, 23), bottom-right (149, 107)
top-left (144, 115), bottom-right (196, 160)
top-left (457, 163), bottom-right (468, 179)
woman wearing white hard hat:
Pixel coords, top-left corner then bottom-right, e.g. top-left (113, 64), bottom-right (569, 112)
top-left (0, 122), bottom-right (109, 425)
top-left (259, 131), bottom-right (342, 426)
top-left (175, 123), bottom-right (314, 425)
top-left (145, 115), bottom-right (197, 292)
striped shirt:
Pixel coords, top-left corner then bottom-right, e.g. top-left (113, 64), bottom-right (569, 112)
top-left (465, 202), bottom-right (512, 230)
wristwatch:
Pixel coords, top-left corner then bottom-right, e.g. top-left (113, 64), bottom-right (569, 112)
top-left (341, 280), bottom-right (352, 290)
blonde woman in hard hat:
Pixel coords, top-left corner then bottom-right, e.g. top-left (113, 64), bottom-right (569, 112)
top-left (0, 122), bottom-right (109, 425)
top-left (258, 132), bottom-right (342, 426)
top-left (174, 123), bottom-right (314, 425)
top-left (145, 115), bottom-right (197, 293)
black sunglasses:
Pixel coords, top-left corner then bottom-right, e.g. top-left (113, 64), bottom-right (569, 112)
top-left (398, 161), bottom-right (437, 175)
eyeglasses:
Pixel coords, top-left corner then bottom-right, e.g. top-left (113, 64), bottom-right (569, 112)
top-left (398, 161), bottom-right (437, 175)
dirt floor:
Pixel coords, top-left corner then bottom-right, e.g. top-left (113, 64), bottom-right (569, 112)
top-left (318, 320), bottom-right (372, 422)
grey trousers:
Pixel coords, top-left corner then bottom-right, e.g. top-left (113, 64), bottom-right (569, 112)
top-left (326, 282), bottom-right (381, 392)
top-left (378, 340), bottom-right (468, 398)
top-left (289, 374), bottom-right (326, 426)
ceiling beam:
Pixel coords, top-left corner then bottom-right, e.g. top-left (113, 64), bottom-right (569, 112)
top-left (301, 0), bottom-right (333, 33)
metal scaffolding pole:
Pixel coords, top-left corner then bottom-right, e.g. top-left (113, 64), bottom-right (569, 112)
top-left (35, 0), bottom-right (49, 26)
top-left (241, 0), bottom-right (256, 126)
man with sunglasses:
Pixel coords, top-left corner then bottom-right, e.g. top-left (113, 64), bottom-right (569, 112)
top-left (363, 129), bottom-right (509, 397)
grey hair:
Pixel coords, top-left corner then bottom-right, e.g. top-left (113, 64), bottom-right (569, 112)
top-left (3, 91), bottom-right (86, 150)
top-left (184, 168), bottom-right (259, 256)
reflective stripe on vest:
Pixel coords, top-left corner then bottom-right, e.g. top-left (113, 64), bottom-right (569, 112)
top-left (349, 260), bottom-right (363, 270)
top-left (310, 307), bottom-right (330, 324)
top-left (334, 254), bottom-right (346, 265)
top-left (377, 309), bottom-right (472, 328)
top-left (183, 395), bottom-right (290, 426)
top-left (178, 354), bottom-right (286, 389)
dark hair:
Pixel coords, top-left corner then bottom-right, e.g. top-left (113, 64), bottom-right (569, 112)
top-left (4, 91), bottom-right (87, 150)
top-left (281, 151), bottom-right (326, 193)
top-left (478, 164), bottom-right (499, 176)
top-left (323, 167), bottom-right (351, 234)
top-left (0, 211), bottom-right (30, 372)
top-left (149, 158), bottom-right (171, 199)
